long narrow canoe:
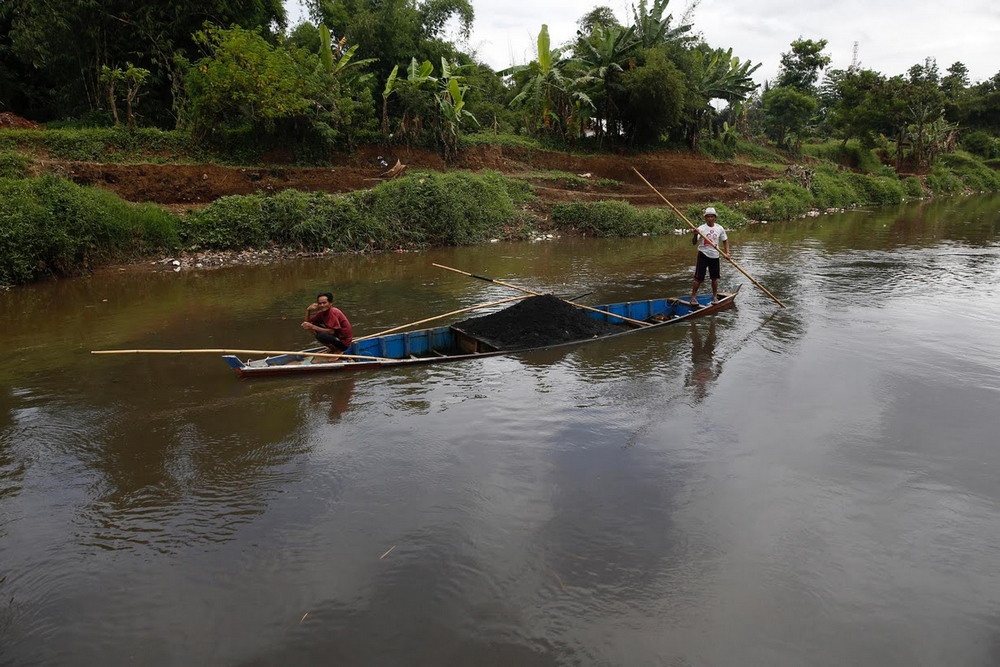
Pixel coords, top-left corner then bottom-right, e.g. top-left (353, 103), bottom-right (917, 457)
top-left (222, 288), bottom-right (740, 378)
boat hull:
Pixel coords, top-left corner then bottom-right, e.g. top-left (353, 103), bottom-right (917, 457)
top-left (223, 289), bottom-right (739, 378)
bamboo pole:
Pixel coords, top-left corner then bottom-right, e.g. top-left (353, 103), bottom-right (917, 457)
top-left (91, 349), bottom-right (392, 362)
top-left (353, 295), bottom-right (531, 341)
top-left (632, 167), bottom-right (787, 308)
top-left (432, 263), bottom-right (652, 327)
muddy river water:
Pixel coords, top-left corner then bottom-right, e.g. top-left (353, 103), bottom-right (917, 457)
top-left (2, 195), bottom-right (1000, 665)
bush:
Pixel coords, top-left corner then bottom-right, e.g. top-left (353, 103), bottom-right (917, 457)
top-left (902, 176), bottom-right (925, 198)
top-left (937, 152), bottom-right (1000, 191)
top-left (924, 166), bottom-right (964, 195)
top-left (181, 170), bottom-right (536, 250)
top-left (961, 130), bottom-right (999, 159)
top-left (0, 175), bottom-right (179, 285)
top-left (0, 151), bottom-right (30, 178)
top-left (0, 127), bottom-right (190, 162)
top-left (741, 180), bottom-right (813, 221)
top-left (802, 140), bottom-right (889, 174)
top-left (843, 172), bottom-right (905, 206)
top-left (809, 168), bottom-right (859, 208)
top-left (550, 200), bottom-right (678, 237)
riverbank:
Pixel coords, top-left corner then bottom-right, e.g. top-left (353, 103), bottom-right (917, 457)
top-left (3, 130), bottom-right (1000, 287)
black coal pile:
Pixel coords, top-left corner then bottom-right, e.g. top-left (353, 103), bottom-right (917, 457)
top-left (453, 294), bottom-right (624, 351)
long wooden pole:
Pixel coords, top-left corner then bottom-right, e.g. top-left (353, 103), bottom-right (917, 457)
top-left (91, 349), bottom-right (392, 362)
top-left (632, 167), bottom-right (786, 308)
top-left (353, 295), bottom-right (531, 341)
top-left (432, 263), bottom-right (652, 327)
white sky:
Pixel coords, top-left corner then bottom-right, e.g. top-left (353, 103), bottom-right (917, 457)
top-left (286, 0), bottom-right (1000, 85)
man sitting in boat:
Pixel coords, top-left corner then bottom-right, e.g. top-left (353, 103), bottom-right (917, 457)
top-left (301, 293), bottom-right (354, 357)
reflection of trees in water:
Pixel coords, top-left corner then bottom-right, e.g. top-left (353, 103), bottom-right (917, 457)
top-left (72, 367), bottom-right (319, 553)
top-left (0, 384), bottom-right (26, 501)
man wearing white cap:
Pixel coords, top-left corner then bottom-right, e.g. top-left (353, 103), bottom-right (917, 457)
top-left (690, 206), bottom-right (729, 306)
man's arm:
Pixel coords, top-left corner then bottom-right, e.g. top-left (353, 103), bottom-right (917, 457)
top-left (304, 302), bottom-right (321, 322)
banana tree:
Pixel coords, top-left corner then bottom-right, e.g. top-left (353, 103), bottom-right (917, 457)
top-left (435, 59), bottom-right (479, 159)
top-left (502, 24), bottom-right (591, 137)
top-left (687, 47), bottom-right (761, 148)
top-left (382, 57), bottom-right (436, 140)
top-left (577, 24), bottom-right (638, 141)
top-left (631, 0), bottom-right (693, 48)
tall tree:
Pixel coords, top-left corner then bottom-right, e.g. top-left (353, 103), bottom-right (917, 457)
top-left (762, 85), bottom-right (817, 149)
top-left (306, 0), bottom-right (473, 81)
top-left (630, 0), bottom-right (693, 48)
top-left (777, 38), bottom-right (831, 93)
top-left (0, 0), bottom-right (285, 123)
top-left (576, 24), bottom-right (638, 141)
top-left (503, 25), bottom-right (591, 139)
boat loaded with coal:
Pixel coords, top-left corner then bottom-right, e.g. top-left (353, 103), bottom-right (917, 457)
top-left (222, 288), bottom-right (740, 378)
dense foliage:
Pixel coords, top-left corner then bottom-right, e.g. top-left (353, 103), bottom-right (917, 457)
top-left (2, 0), bottom-right (997, 162)
top-left (0, 176), bottom-right (178, 285)
top-left (180, 170), bottom-right (535, 251)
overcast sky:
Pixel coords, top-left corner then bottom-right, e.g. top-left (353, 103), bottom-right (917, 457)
top-left (287, 1), bottom-right (1000, 85)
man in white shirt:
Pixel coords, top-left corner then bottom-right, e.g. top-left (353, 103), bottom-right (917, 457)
top-left (690, 207), bottom-right (730, 305)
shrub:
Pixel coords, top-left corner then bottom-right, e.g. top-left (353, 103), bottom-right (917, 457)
top-left (182, 170), bottom-right (534, 251)
top-left (961, 130), bottom-right (999, 159)
top-left (802, 141), bottom-right (885, 175)
top-left (902, 176), bottom-right (924, 198)
top-left (0, 151), bottom-right (30, 178)
top-left (843, 172), bottom-right (905, 206)
top-left (0, 175), bottom-right (179, 285)
top-left (937, 152), bottom-right (1000, 191)
top-left (741, 180), bottom-right (813, 221)
top-left (809, 168), bottom-right (859, 209)
top-left (0, 127), bottom-right (190, 162)
top-left (550, 200), bottom-right (678, 237)
top-left (924, 166), bottom-right (964, 195)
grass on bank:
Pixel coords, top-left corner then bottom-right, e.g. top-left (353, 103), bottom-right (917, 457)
top-left (181, 169), bottom-right (537, 251)
top-left (4, 134), bottom-right (1000, 286)
top-left (0, 175), bottom-right (179, 285)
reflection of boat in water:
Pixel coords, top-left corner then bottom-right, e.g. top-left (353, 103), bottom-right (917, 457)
top-left (223, 288), bottom-right (740, 378)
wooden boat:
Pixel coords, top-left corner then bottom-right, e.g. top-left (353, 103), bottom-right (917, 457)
top-left (222, 287), bottom-right (740, 378)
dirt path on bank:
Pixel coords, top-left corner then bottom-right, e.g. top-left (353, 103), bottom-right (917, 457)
top-left (37, 144), bottom-right (777, 212)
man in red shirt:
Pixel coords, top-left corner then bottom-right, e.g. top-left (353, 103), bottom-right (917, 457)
top-left (302, 292), bottom-right (353, 356)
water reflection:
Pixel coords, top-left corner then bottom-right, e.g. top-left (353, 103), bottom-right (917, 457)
top-left (686, 319), bottom-right (720, 403)
top-left (2, 194), bottom-right (1000, 664)
top-left (309, 377), bottom-right (356, 423)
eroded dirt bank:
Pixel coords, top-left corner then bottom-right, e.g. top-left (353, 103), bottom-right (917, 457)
top-left (37, 144), bottom-right (776, 211)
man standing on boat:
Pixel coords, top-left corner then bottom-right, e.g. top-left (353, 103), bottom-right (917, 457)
top-left (302, 293), bottom-right (353, 355)
top-left (690, 207), bottom-right (730, 306)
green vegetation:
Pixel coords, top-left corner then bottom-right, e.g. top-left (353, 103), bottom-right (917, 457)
top-left (0, 127), bottom-right (191, 163)
top-left (180, 170), bottom-right (536, 251)
top-left (0, 150), bottom-right (30, 178)
top-left (520, 170), bottom-right (622, 189)
top-left (3, 1), bottom-right (1000, 286)
top-left (0, 176), bottom-right (178, 285)
top-left (551, 200), bottom-right (749, 237)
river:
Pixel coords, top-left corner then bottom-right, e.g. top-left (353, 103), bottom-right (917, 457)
top-left (2, 195), bottom-right (999, 665)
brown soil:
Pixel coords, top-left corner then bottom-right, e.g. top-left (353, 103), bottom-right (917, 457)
top-left (0, 112), bottom-right (42, 130)
top-left (34, 143), bottom-right (775, 212)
